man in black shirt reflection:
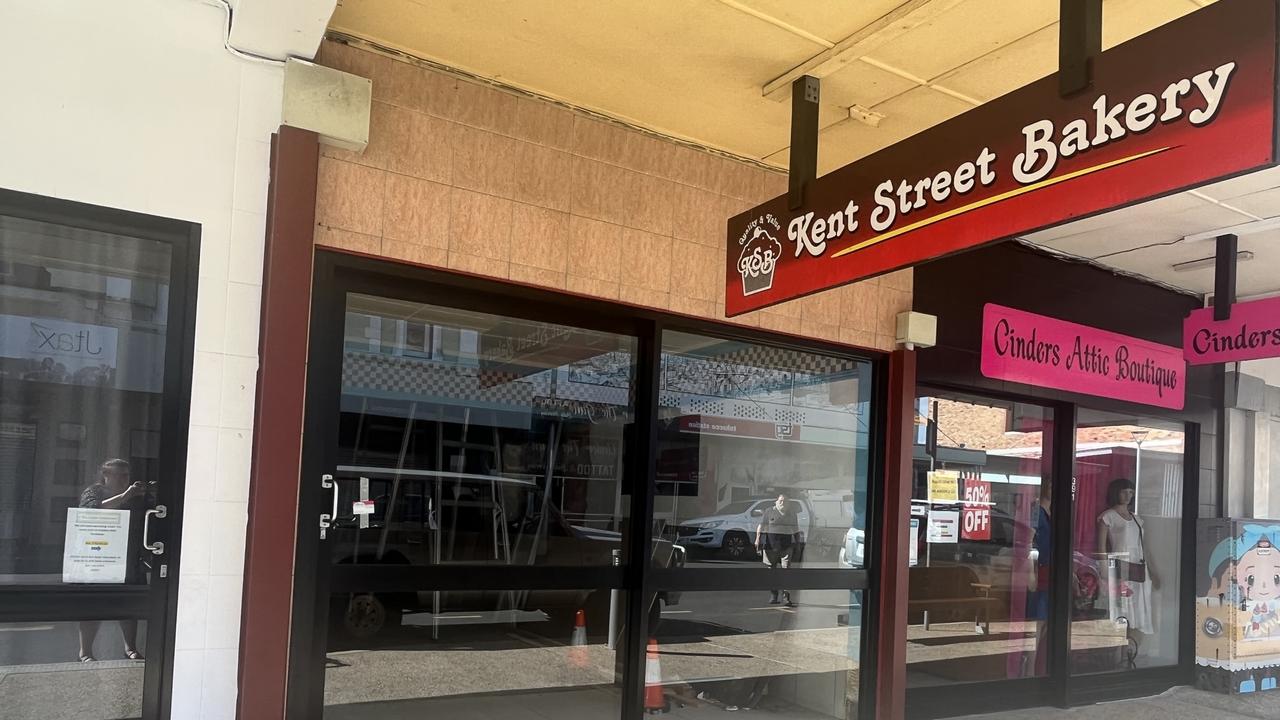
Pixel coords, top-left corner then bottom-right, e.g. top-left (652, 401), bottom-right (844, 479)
top-left (755, 494), bottom-right (800, 606)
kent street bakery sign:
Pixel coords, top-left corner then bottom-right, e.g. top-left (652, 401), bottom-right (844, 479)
top-left (981, 304), bottom-right (1186, 410)
top-left (725, 0), bottom-right (1279, 316)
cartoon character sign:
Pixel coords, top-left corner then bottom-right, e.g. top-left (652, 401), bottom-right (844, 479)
top-left (1196, 520), bottom-right (1280, 695)
top-left (1236, 530), bottom-right (1280, 641)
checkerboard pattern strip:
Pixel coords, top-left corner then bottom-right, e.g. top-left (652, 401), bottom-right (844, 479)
top-left (342, 351), bottom-right (539, 405)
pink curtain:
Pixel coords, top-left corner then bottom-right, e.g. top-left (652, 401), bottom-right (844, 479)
top-left (1074, 449), bottom-right (1136, 557)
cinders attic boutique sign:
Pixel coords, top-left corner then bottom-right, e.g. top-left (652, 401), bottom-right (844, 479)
top-left (1184, 296), bottom-right (1280, 365)
top-left (725, 0), bottom-right (1278, 316)
top-left (981, 304), bottom-right (1186, 410)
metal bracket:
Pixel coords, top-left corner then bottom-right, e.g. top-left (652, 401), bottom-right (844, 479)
top-left (1058, 0), bottom-right (1102, 97)
top-left (1215, 234), bottom-right (1238, 321)
top-left (789, 75), bottom-right (820, 210)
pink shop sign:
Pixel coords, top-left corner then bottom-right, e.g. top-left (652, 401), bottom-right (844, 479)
top-left (981, 304), bottom-right (1186, 410)
top-left (1184, 296), bottom-right (1280, 366)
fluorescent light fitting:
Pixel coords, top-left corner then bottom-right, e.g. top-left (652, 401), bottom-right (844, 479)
top-left (1171, 250), bottom-right (1254, 272)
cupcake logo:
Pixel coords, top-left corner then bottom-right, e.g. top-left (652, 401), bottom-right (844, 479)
top-left (736, 214), bottom-right (782, 297)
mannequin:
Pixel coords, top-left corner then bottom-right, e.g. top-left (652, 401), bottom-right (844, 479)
top-left (1096, 477), bottom-right (1156, 663)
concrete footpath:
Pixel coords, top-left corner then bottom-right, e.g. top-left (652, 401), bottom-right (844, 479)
top-left (954, 686), bottom-right (1280, 719)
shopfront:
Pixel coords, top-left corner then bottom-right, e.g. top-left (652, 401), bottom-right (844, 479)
top-left (901, 242), bottom-right (1216, 717)
top-left (252, 37), bottom-right (921, 720)
top-left (244, 2), bottom-right (1278, 718)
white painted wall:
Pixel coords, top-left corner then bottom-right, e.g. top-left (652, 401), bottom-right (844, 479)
top-left (1243, 358), bottom-right (1280, 387)
top-left (0, 1), bottom-right (304, 717)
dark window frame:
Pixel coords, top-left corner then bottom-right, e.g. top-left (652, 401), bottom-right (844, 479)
top-left (0, 187), bottom-right (200, 720)
top-left (288, 249), bottom-right (888, 720)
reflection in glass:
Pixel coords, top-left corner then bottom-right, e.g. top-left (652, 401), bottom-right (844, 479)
top-left (1071, 412), bottom-right (1184, 673)
top-left (647, 589), bottom-right (862, 717)
top-left (332, 295), bottom-right (657, 569)
top-left (0, 214), bottom-right (170, 586)
top-left (0, 619), bottom-right (147, 719)
top-left (323, 588), bottom-right (624, 718)
top-left (655, 332), bottom-right (873, 569)
top-left (906, 394), bottom-right (1053, 685)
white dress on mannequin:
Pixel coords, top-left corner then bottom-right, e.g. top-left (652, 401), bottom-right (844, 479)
top-left (1099, 508), bottom-right (1154, 634)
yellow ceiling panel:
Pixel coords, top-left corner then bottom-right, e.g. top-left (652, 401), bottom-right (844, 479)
top-left (730, 0), bottom-right (917, 44)
top-left (329, 0), bottom-right (827, 159)
top-left (866, 0), bottom-right (1058, 80)
top-left (934, 24), bottom-right (1056, 103)
top-left (820, 58), bottom-right (921, 110)
top-left (1102, 0), bottom-right (1205, 49)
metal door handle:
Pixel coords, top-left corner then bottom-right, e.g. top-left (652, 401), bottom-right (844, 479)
top-left (321, 474), bottom-right (337, 539)
top-left (143, 505), bottom-right (167, 555)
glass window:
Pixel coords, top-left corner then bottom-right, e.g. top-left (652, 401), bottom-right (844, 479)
top-left (333, 294), bottom-right (639, 567)
top-left (645, 589), bottom-right (863, 717)
top-left (1071, 412), bottom-right (1185, 673)
top-left (323, 587), bottom-right (625, 718)
top-left (0, 215), bottom-right (170, 585)
top-left (907, 393), bottom-right (1054, 685)
top-left (655, 331), bottom-right (873, 570)
top-left (0, 618), bottom-right (147, 718)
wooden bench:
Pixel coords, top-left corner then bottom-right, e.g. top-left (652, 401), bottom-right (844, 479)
top-left (908, 565), bottom-right (999, 634)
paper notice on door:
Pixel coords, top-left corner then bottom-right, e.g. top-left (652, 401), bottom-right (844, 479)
top-left (62, 508), bottom-right (130, 584)
top-left (353, 500), bottom-right (375, 515)
top-left (926, 510), bottom-right (959, 544)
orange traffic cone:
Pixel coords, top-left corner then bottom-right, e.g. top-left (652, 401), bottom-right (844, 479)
top-left (644, 637), bottom-right (667, 714)
top-left (568, 608), bottom-right (588, 668)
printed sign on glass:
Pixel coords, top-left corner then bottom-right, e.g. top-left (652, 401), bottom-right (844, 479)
top-left (962, 479), bottom-right (992, 541)
top-left (725, 0), bottom-right (1278, 315)
top-left (928, 470), bottom-right (960, 503)
top-left (62, 508), bottom-right (130, 584)
top-left (927, 510), bottom-right (960, 544)
top-left (980, 304), bottom-right (1186, 410)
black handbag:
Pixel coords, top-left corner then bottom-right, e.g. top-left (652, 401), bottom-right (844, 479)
top-left (1119, 560), bottom-right (1147, 583)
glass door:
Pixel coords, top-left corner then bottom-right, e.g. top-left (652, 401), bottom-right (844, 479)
top-left (0, 190), bottom-right (196, 719)
top-left (1070, 410), bottom-right (1187, 675)
top-left (294, 284), bottom-right (641, 719)
top-left (905, 391), bottom-right (1056, 689)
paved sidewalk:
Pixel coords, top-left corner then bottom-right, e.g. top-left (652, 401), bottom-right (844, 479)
top-left (953, 686), bottom-right (1280, 719)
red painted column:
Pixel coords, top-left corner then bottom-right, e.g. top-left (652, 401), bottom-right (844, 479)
top-left (236, 126), bottom-right (318, 720)
top-left (876, 348), bottom-right (916, 720)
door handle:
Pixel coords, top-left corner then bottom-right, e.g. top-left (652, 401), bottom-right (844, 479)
top-left (321, 474), bottom-right (337, 539)
top-left (143, 505), bottom-right (168, 555)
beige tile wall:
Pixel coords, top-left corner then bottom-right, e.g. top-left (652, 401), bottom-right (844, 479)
top-left (313, 40), bottom-right (912, 351)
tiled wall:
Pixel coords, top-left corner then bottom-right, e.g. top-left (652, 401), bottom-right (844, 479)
top-left (313, 40), bottom-right (912, 351)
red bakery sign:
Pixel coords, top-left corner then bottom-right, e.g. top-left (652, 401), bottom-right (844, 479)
top-left (725, 0), bottom-right (1278, 316)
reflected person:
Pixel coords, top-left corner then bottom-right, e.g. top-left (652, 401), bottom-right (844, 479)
top-left (755, 493), bottom-right (800, 606)
top-left (77, 459), bottom-right (146, 662)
